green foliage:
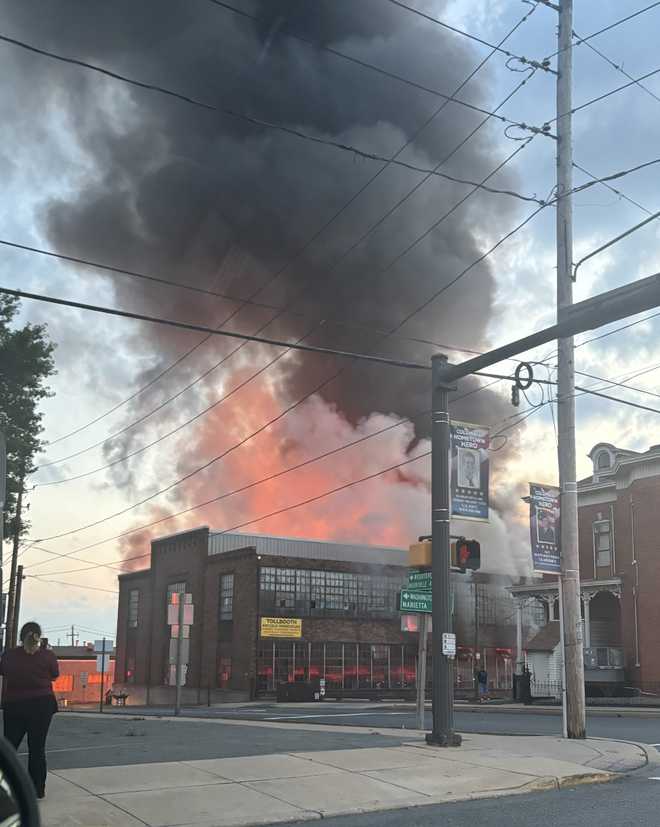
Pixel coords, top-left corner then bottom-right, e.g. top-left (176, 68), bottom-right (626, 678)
top-left (0, 296), bottom-right (56, 540)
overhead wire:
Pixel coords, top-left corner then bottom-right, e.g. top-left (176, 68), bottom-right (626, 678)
top-left (545, 1), bottom-right (660, 60)
top-left (0, 32), bottom-right (551, 158)
top-left (28, 7), bottom-right (544, 477)
top-left (29, 2), bottom-right (542, 453)
top-left (26, 355), bottom-right (660, 577)
top-left (0, 287), bottom-right (429, 371)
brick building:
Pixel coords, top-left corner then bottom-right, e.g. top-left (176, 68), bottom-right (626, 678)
top-left (51, 644), bottom-right (116, 706)
top-left (512, 442), bottom-right (660, 695)
top-left (113, 528), bottom-right (543, 704)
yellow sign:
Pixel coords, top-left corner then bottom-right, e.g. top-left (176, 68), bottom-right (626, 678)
top-left (260, 617), bottom-right (302, 638)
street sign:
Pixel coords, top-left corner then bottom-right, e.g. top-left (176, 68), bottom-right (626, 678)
top-left (169, 638), bottom-right (190, 665)
top-left (96, 655), bottom-right (110, 673)
top-left (399, 590), bottom-right (432, 613)
top-left (169, 624), bottom-right (190, 639)
top-left (407, 570), bottom-right (432, 591)
top-left (168, 664), bottom-right (188, 687)
top-left (94, 640), bottom-right (113, 654)
top-left (442, 633), bottom-right (457, 656)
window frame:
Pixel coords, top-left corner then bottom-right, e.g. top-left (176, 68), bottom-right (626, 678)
top-left (128, 589), bottom-right (140, 628)
top-left (219, 573), bottom-right (235, 622)
top-left (593, 519), bottom-right (612, 568)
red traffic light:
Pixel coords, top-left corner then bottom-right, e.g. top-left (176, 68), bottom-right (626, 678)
top-left (453, 539), bottom-right (481, 571)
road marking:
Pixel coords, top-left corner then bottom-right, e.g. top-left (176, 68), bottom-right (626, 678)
top-left (265, 711), bottom-right (410, 720)
top-left (649, 777), bottom-right (660, 781)
top-left (18, 743), bottom-right (128, 756)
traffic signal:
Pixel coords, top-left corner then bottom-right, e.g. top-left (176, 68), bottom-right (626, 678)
top-left (511, 385), bottom-right (520, 407)
top-left (451, 539), bottom-right (481, 571)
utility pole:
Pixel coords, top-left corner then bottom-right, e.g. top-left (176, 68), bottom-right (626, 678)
top-left (415, 613), bottom-right (429, 730)
top-left (0, 427), bottom-right (6, 651)
top-left (426, 354), bottom-right (461, 747)
top-left (12, 565), bottom-right (24, 642)
top-left (99, 638), bottom-right (107, 713)
top-left (473, 580), bottom-right (480, 702)
top-left (69, 625), bottom-right (75, 647)
top-left (174, 595), bottom-right (185, 716)
top-left (5, 473), bottom-right (24, 650)
top-left (555, 0), bottom-right (586, 738)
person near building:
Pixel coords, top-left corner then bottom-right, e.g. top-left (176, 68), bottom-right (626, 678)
top-left (0, 621), bottom-right (59, 799)
top-left (476, 667), bottom-right (489, 702)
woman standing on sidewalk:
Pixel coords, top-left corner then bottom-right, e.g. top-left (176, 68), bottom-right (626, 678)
top-left (0, 621), bottom-right (59, 799)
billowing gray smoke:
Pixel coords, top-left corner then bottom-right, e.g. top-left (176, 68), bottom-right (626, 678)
top-left (3, 0), bottom-right (527, 506)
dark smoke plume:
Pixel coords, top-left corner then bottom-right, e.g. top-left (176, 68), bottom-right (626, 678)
top-left (3, 0), bottom-right (527, 509)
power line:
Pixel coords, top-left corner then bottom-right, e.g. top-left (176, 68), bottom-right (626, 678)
top-left (393, 197), bottom-right (547, 330)
top-left (0, 287), bottom-right (428, 371)
top-left (576, 35), bottom-right (660, 106)
top-left (28, 27), bottom-right (544, 475)
top-left (566, 65), bottom-right (660, 120)
top-left (35, 322), bottom-right (319, 471)
top-left (0, 32), bottom-right (551, 163)
top-left (28, 450), bottom-right (431, 576)
top-left (28, 575), bottom-right (118, 594)
top-left (384, 0), bottom-right (552, 72)
top-left (546, 1), bottom-right (660, 60)
top-left (27, 355), bottom-right (660, 577)
top-left (28, 6), bottom-right (542, 452)
top-left (573, 161), bottom-right (656, 215)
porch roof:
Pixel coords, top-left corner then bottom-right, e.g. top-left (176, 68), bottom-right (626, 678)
top-left (509, 577), bottom-right (622, 600)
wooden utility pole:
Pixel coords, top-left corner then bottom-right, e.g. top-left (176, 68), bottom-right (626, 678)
top-left (5, 474), bottom-right (24, 650)
top-left (555, 0), bottom-right (586, 738)
top-left (12, 565), bottom-right (24, 643)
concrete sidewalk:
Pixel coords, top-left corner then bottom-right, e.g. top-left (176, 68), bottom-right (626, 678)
top-left (39, 729), bottom-right (650, 827)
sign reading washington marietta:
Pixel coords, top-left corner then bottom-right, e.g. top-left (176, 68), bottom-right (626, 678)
top-left (529, 482), bottom-right (561, 574)
top-left (450, 421), bottom-right (490, 522)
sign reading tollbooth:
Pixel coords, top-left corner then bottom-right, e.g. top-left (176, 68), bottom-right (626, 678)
top-left (260, 617), bottom-right (303, 638)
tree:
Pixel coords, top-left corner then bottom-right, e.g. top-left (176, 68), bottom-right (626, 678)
top-left (0, 295), bottom-right (56, 541)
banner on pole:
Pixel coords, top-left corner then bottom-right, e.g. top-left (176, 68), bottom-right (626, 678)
top-left (450, 421), bottom-right (490, 522)
top-left (529, 482), bottom-right (561, 573)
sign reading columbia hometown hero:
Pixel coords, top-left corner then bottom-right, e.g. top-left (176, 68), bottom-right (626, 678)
top-left (450, 421), bottom-right (490, 521)
top-left (529, 483), bottom-right (561, 574)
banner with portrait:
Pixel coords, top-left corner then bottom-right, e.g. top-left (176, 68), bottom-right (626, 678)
top-left (529, 483), bottom-right (561, 573)
top-left (450, 421), bottom-right (490, 522)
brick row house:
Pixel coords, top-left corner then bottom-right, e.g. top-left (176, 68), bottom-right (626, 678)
top-left (512, 442), bottom-right (660, 696)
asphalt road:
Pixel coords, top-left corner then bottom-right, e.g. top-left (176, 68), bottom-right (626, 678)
top-left (157, 702), bottom-right (660, 744)
top-left (276, 774), bottom-right (660, 827)
top-left (14, 713), bottom-right (411, 770)
top-left (25, 703), bottom-right (660, 771)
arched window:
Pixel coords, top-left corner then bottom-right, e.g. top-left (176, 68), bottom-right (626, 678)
top-left (597, 451), bottom-right (611, 470)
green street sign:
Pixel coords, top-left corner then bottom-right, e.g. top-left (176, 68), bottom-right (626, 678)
top-left (399, 590), bottom-right (432, 613)
top-left (407, 570), bottom-right (432, 591)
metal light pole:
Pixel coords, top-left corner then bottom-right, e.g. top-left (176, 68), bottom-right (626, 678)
top-left (555, 0), bottom-right (586, 739)
top-left (174, 595), bottom-right (185, 716)
top-left (426, 354), bottom-right (461, 747)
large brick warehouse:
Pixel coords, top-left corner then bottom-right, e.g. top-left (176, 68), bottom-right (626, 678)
top-left (113, 527), bottom-right (543, 704)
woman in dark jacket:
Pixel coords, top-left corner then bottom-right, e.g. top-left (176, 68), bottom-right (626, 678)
top-left (0, 621), bottom-right (59, 798)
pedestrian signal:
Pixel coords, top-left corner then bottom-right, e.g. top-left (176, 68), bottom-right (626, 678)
top-left (451, 539), bottom-right (481, 571)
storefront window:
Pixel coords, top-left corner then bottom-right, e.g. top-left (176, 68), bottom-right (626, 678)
top-left (259, 566), bottom-right (404, 618)
top-left (325, 643), bottom-right (343, 688)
